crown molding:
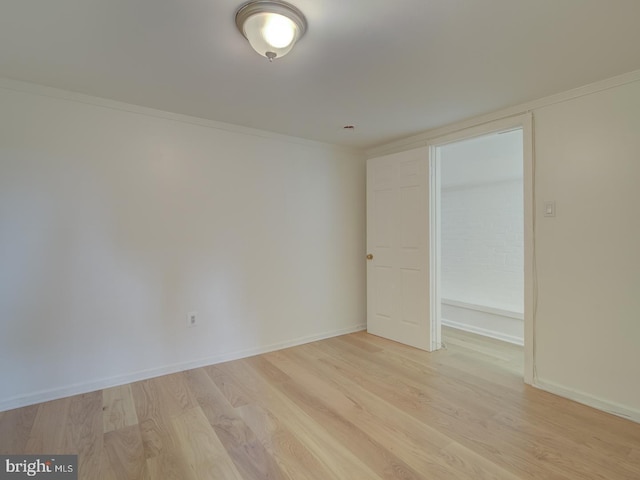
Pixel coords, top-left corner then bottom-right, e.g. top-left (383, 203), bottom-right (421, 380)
top-left (366, 68), bottom-right (640, 159)
top-left (0, 77), bottom-right (363, 157)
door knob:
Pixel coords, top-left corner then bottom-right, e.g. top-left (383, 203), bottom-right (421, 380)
top-left (366, 254), bottom-right (373, 260)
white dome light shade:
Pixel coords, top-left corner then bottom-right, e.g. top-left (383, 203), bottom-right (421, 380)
top-left (236, 1), bottom-right (307, 61)
top-left (242, 13), bottom-right (297, 57)
top-left (262, 14), bottom-right (295, 48)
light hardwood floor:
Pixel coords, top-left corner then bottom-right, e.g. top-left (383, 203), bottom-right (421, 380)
top-left (1, 327), bottom-right (639, 479)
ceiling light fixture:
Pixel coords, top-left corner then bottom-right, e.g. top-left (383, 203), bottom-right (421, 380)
top-left (235, 0), bottom-right (307, 62)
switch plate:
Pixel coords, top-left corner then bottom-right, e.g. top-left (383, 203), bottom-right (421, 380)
top-left (544, 201), bottom-right (556, 217)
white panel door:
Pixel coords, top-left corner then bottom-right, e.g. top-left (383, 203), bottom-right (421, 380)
top-left (366, 147), bottom-right (433, 351)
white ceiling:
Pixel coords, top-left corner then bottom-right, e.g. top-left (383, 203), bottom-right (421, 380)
top-left (1, 0), bottom-right (640, 149)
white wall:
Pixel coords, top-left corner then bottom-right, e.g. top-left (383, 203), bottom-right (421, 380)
top-left (0, 82), bottom-right (366, 410)
top-left (533, 79), bottom-right (640, 416)
top-left (440, 130), bottom-right (523, 189)
top-left (440, 179), bottom-right (524, 312)
top-left (440, 179), bottom-right (524, 344)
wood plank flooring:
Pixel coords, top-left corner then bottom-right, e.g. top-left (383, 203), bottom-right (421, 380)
top-left (1, 327), bottom-right (639, 479)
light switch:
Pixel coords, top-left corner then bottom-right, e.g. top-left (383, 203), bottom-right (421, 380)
top-left (544, 201), bottom-right (556, 217)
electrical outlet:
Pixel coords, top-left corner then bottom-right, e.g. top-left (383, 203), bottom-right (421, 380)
top-left (187, 312), bottom-right (198, 328)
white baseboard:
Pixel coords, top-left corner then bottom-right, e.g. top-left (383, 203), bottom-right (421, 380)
top-left (0, 323), bottom-right (366, 412)
top-left (442, 319), bottom-right (524, 346)
top-left (533, 378), bottom-right (640, 425)
top-left (441, 298), bottom-right (524, 320)
top-left (441, 298), bottom-right (524, 346)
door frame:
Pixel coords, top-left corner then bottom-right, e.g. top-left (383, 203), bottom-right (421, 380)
top-left (427, 113), bottom-right (534, 384)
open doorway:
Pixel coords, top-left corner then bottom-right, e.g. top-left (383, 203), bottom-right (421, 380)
top-left (366, 114), bottom-right (533, 382)
top-left (440, 129), bottom-right (524, 342)
top-left (429, 117), bottom-right (533, 380)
